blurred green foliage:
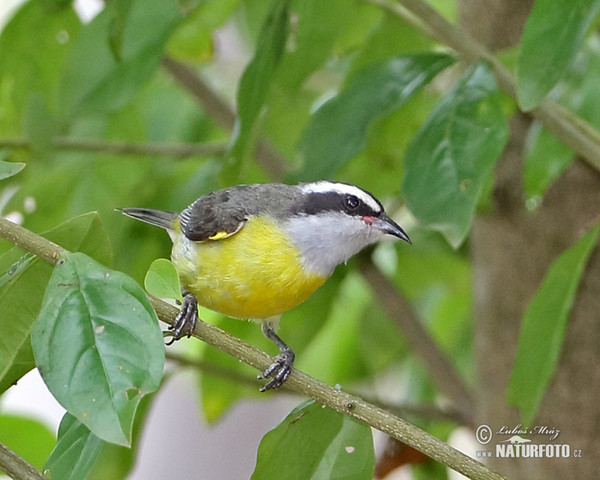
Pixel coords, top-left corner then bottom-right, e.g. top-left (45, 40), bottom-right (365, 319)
top-left (0, 0), bottom-right (599, 478)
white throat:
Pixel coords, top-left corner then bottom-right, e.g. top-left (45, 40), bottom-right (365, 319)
top-left (284, 212), bottom-right (384, 277)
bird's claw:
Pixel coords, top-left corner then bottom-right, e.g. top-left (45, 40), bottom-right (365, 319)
top-left (165, 293), bottom-right (198, 345)
top-left (258, 349), bottom-right (295, 392)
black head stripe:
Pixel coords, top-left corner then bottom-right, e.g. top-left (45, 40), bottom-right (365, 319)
top-left (296, 191), bottom-right (382, 217)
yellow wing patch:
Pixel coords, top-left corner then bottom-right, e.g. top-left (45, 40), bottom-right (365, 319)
top-left (208, 231), bottom-right (232, 241)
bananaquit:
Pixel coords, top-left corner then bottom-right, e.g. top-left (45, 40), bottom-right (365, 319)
top-left (122, 181), bottom-right (410, 390)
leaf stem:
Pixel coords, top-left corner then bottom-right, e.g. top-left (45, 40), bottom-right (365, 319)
top-left (0, 138), bottom-right (228, 158)
top-left (0, 441), bottom-right (46, 480)
top-left (0, 216), bottom-right (507, 480)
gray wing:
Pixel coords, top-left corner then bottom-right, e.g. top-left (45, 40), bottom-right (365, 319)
top-left (179, 184), bottom-right (300, 242)
top-left (179, 187), bottom-right (252, 241)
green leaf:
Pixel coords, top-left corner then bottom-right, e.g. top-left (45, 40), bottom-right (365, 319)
top-left (44, 413), bottom-right (105, 480)
top-left (0, 160), bottom-right (25, 180)
top-left (46, 390), bottom-right (156, 480)
top-left (523, 123), bottom-right (574, 203)
top-left (144, 258), bottom-right (182, 301)
top-left (251, 400), bottom-right (374, 480)
top-left (403, 62), bottom-right (508, 248)
top-left (58, 0), bottom-right (183, 119)
top-left (31, 252), bottom-right (164, 446)
top-left (275, 0), bottom-right (352, 93)
top-left (517, 0), bottom-right (600, 111)
top-left (231, 0), bottom-right (290, 161)
top-left (0, 212), bottom-right (112, 394)
top-left (0, 414), bottom-right (56, 472)
top-left (523, 37), bottom-right (600, 203)
top-left (507, 223), bottom-right (600, 425)
top-left (0, 0), bottom-right (80, 135)
top-left (167, 0), bottom-right (239, 63)
top-left (294, 53), bottom-right (455, 181)
top-left (86, 390), bottom-right (156, 480)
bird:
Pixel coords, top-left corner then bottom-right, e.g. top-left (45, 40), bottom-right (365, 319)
top-left (121, 181), bottom-right (410, 391)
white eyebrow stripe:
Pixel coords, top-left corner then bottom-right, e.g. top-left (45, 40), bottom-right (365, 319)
top-left (300, 181), bottom-right (382, 213)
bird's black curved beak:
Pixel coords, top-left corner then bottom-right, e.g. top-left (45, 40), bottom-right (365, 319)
top-left (375, 214), bottom-right (411, 244)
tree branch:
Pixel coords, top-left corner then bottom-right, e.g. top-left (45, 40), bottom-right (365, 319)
top-left (367, 0), bottom-right (600, 173)
top-left (0, 216), bottom-right (507, 480)
top-left (0, 441), bottom-right (46, 480)
top-left (0, 138), bottom-right (228, 159)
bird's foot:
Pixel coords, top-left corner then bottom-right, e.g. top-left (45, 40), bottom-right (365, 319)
top-left (258, 349), bottom-right (295, 392)
top-left (165, 293), bottom-right (198, 345)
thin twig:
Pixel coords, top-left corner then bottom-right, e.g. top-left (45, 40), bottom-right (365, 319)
top-left (161, 57), bottom-right (237, 130)
top-left (0, 138), bottom-right (228, 158)
top-left (161, 56), bottom-right (288, 181)
top-left (0, 217), bottom-right (507, 480)
top-left (358, 257), bottom-right (474, 422)
top-left (360, 395), bottom-right (469, 425)
top-left (0, 441), bottom-right (46, 480)
top-left (165, 351), bottom-right (258, 387)
top-left (367, 0), bottom-right (600, 172)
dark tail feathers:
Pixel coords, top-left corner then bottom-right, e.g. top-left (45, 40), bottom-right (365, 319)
top-left (120, 208), bottom-right (178, 230)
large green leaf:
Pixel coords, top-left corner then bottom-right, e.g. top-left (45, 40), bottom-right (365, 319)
top-left (517, 0), bottom-right (600, 111)
top-left (295, 53), bottom-right (455, 181)
top-left (58, 0), bottom-right (183, 119)
top-left (251, 400), bottom-right (374, 480)
top-left (86, 389), bottom-right (155, 480)
top-left (507, 223), bottom-right (600, 426)
top-left (275, 0), bottom-right (351, 93)
top-left (44, 413), bottom-right (105, 480)
top-left (31, 252), bottom-right (164, 446)
top-left (403, 62), bottom-right (508, 248)
top-left (0, 0), bottom-right (80, 135)
top-left (231, 0), bottom-right (290, 162)
top-left (0, 213), bottom-right (112, 394)
top-left (45, 390), bottom-right (155, 480)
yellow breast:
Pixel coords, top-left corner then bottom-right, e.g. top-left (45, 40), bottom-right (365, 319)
top-left (170, 216), bottom-right (327, 320)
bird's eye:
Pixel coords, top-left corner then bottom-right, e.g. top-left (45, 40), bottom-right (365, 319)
top-left (345, 194), bottom-right (360, 210)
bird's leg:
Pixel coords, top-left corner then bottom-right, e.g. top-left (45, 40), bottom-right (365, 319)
top-left (258, 322), bottom-right (295, 391)
top-left (165, 292), bottom-right (198, 346)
